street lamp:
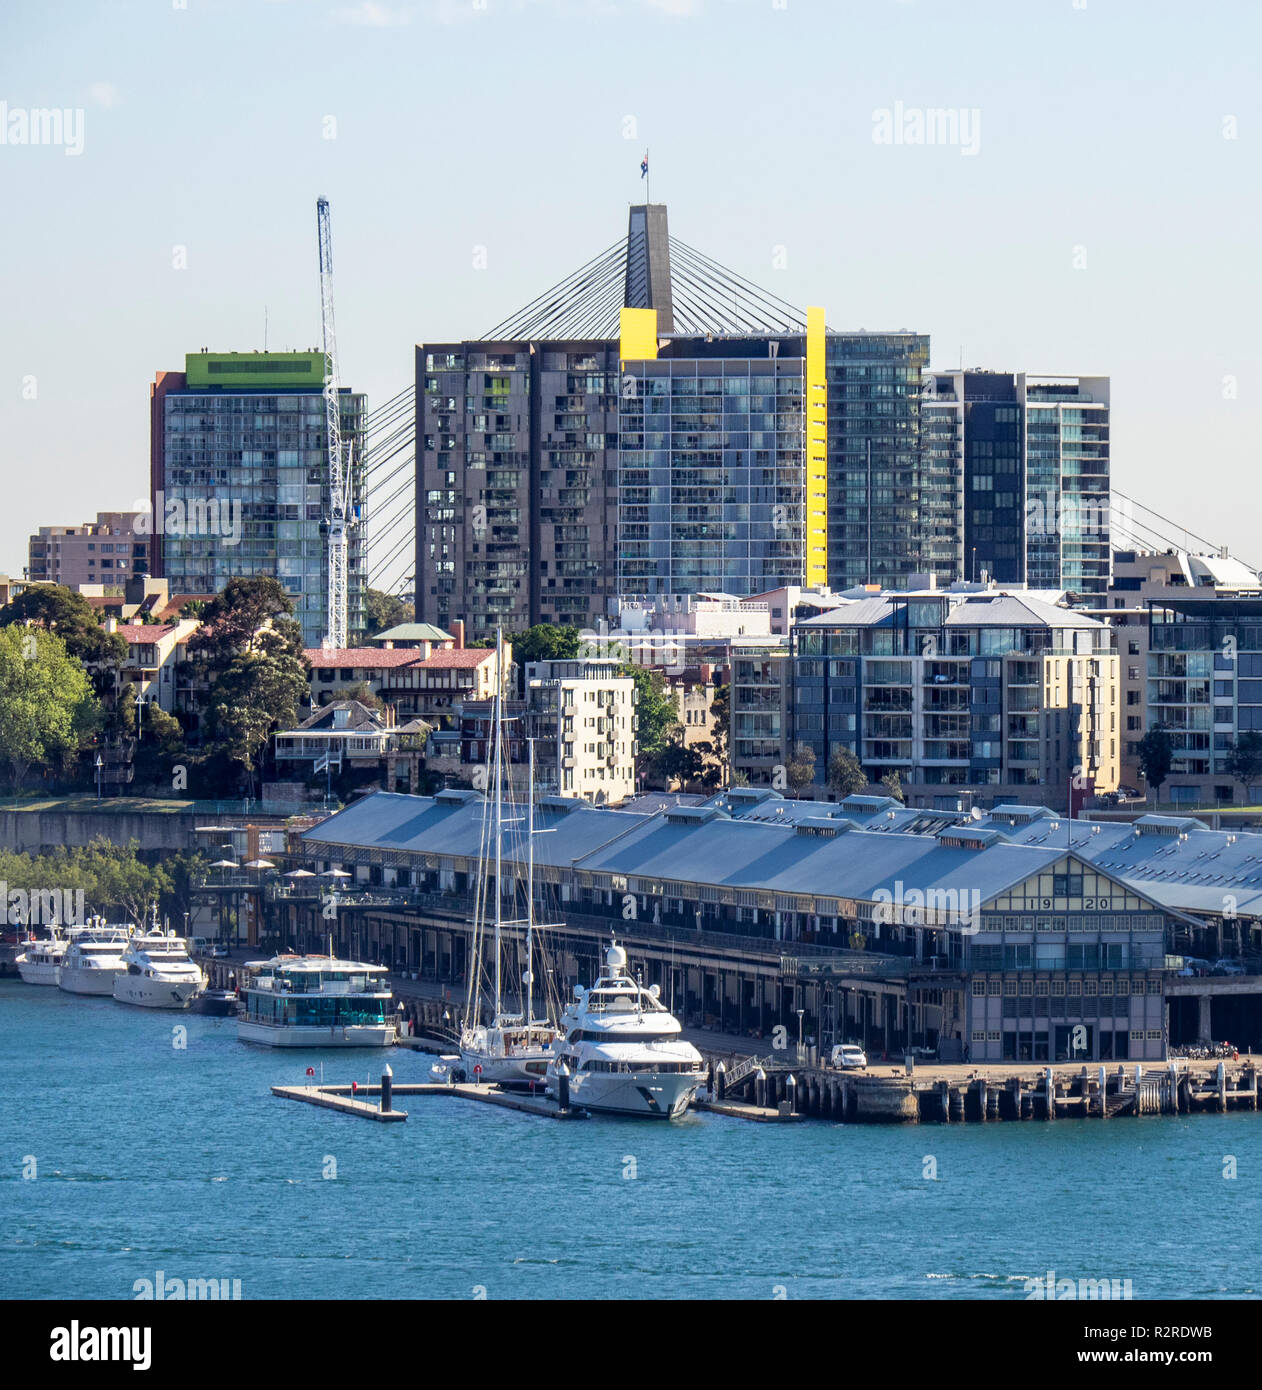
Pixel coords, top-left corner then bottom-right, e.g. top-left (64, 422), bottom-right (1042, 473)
top-left (796, 1007), bottom-right (805, 1060)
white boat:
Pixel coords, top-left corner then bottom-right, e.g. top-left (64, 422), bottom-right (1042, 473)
top-left (545, 940), bottom-right (707, 1119)
top-left (57, 921), bottom-right (132, 996)
top-left (236, 954), bottom-right (395, 1047)
top-left (16, 927), bottom-right (74, 985)
top-left (112, 930), bottom-right (207, 1009)
top-left (459, 633), bottom-right (563, 1088)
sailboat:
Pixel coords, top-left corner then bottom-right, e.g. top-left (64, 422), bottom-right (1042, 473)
top-left (459, 631), bottom-right (563, 1088)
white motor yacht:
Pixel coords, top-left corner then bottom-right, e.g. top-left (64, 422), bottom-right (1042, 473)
top-left (57, 921), bottom-right (131, 996)
top-left (16, 927), bottom-right (74, 985)
top-left (112, 930), bottom-right (206, 1009)
top-left (545, 941), bottom-right (706, 1119)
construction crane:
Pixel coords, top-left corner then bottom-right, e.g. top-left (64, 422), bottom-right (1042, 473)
top-left (316, 195), bottom-right (352, 650)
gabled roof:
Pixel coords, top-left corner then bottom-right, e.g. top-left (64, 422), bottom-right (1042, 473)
top-left (304, 647), bottom-right (422, 670)
top-left (370, 623), bottom-right (453, 644)
top-left (296, 699), bottom-right (388, 732)
top-left (117, 624), bottom-right (176, 642)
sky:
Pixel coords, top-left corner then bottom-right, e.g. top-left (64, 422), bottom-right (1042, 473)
top-left (1, 0), bottom-right (1259, 587)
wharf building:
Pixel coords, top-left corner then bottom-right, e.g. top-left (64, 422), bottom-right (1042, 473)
top-left (269, 786), bottom-right (1188, 1065)
top-left (150, 351), bottom-right (366, 648)
top-left (415, 203), bottom-right (932, 640)
top-left (730, 582), bottom-right (1120, 810)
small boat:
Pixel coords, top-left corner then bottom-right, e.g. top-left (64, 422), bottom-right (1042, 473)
top-left (193, 988), bottom-right (239, 1017)
top-left (112, 929), bottom-right (206, 1009)
top-left (546, 940), bottom-right (706, 1119)
top-left (57, 921), bottom-right (132, 997)
top-left (236, 953), bottom-right (395, 1048)
top-left (16, 927), bottom-right (74, 985)
top-left (429, 1054), bottom-right (464, 1083)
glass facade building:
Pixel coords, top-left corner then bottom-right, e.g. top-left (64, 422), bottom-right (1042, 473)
top-left (919, 372), bottom-right (1111, 603)
top-left (824, 333), bottom-right (934, 592)
top-left (417, 341), bottom-right (621, 637)
top-left (617, 354), bottom-right (807, 597)
top-left (151, 353), bottom-right (365, 647)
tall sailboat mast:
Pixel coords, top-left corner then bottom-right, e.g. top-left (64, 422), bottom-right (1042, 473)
top-left (526, 736), bottom-right (535, 1027)
top-left (493, 626), bottom-right (503, 1019)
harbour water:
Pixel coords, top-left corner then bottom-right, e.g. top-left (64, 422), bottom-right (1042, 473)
top-left (3, 980), bottom-right (1259, 1300)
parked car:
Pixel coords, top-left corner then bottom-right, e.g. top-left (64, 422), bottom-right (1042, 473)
top-left (208, 943), bottom-right (231, 959)
top-left (1212, 959), bottom-right (1246, 976)
top-left (1117, 786), bottom-right (1142, 800)
top-left (189, 937), bottom-right (211, 955)
top-left (1178, 957), bottom-right (1213, 976)
top-left (831, 1044), bottom-right (868, 1070)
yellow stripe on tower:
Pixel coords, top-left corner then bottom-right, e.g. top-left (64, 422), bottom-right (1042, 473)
top-left (805, 304), bottom-right (828, 587)
top-left (619, 306), bottom-right (658, 363)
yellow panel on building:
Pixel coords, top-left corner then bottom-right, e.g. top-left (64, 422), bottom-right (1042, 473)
top-left (619, 307), bottom-right (658, 363)
top-left (805, 305), bottom-right (828, 587)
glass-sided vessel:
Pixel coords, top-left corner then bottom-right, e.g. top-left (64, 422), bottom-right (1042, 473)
top-left (236, 954), bottom-right (395, 1047)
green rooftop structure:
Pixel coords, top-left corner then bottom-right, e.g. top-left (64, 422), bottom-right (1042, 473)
top-left (369, 623), bottom-right (454, 646)
top-left (184, 351), bottom-right (326, 390)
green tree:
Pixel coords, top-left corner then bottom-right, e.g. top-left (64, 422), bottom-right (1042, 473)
top-left (827, 746), bottom-right (868, 798)
top-left (784, 741), bottom-right (817, 794)
top-left (511, 624), bottom-right (582, 665)
top-left (187, 579), bottom-right (309, 795)
top-left (187, 576), bottom-right (305, 667)
top-left (709, 682), bottom-right (730, 762)
top-left (653, 729), bottom-right (706, 790)
top-left (201, 651), bottom-right (310, 792)
top-left (0, 627), bottom-right (99, 789)
top-left (337, 681), bottom-right (383, 711)
top-left (880, 770), bottom-right (905, 803)
top-left (622, 665), bottom-right (680, 764)
top-left (364, 587), bottom-right (413, 636)
top-left (133, 703), bottom-right (187, 791)
top-left (0, 584), bottom-right (126, 666)
top-left (1227, 732), bottom-right (1262, 788)
top-left (1137, 725), bottom-right (1175, 799)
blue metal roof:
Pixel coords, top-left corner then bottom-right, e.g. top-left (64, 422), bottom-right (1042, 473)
top-left (302, 789), bottom-right (1233, 922)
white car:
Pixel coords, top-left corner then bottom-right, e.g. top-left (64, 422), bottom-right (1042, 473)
top-left (831, 1044), bottom-right (868, 1070)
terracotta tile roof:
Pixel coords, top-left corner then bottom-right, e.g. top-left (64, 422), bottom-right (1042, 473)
top-left (304, 647), bottom-right (422, 670)
top-left (415, 648), bottom-right (496, 669)
top-left (118, 624), bottom-right (176, 642)
top-left (154, 594), bottom-right (216, 619)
